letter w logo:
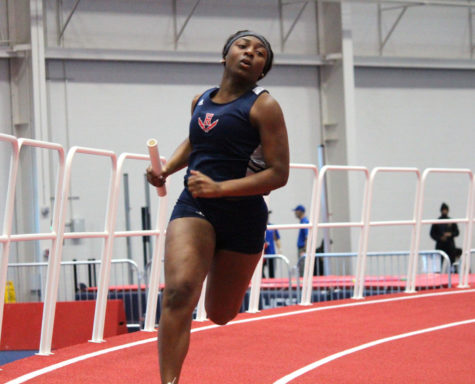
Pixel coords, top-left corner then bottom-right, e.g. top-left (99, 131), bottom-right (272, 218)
top-left (198, 113), bottom-right (219, 133)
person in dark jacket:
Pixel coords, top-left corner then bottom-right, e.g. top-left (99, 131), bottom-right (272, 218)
top-left (430, 203), bottom-right (462, 271)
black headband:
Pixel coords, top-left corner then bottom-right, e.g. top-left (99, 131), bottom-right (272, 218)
top-left (222, 31), bottom-right (273, 75)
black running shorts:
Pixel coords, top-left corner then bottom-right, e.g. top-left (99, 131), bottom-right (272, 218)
top-left (170, 188), bottom-right (268, 254)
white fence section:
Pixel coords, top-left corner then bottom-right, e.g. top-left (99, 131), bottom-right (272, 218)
top-left (249, 164), bottom-right (318, 313)
top-left (356, 167), bottom-right (421, 298)
top-left (40, 146), bottom-right (117, 354)
top-left (8, 258), bottom-right (143, 323)
top-left (409, 168), bottom-right (474, 292)
top-left (1, 133), bottom-right (474, 353)
top-left (0, 134), bottom-right (167, 355)
top-left (0, 135), bottom-right (66, 355)
top-left (0, 134), bottom-right (19, 341)
top-left (302, 165), bottom-right (370, 305)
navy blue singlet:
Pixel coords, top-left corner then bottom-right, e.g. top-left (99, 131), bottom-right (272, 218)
top-left (185, 86), bottom-right (268, 189)
top-left (170, 86), bottom-right (269, 254)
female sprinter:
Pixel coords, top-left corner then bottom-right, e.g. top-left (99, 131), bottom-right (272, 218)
top-left (147, 30), bottom-right (289, 384)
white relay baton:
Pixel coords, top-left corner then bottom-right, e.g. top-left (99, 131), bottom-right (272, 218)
top-left (147, 138), bottom-right (167, 197)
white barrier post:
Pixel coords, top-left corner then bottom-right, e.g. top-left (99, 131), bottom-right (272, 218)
top-left (3, 138), bottom-right (66, 356)
top-left (354, 167), bottom-right (421, 299)
top-left (407, 170), bottom-right (426, 293)
top-left (89, 151), bottom-right (120, 343)
top-left (0, 137), bottom-right (67, 355)
top-left (458, 173), bottom-right (474, 288)
top-left (407, 168), bottom-right (473, 293)
top-left (248, 164), bottom-right (318, 308)
top-left (0, 134), bottom-right (19, 345)
top-left (143, 154), bottom-right (168, 331)
top-left (194, 277), bottom-right (208, 321)
top-left (352, 167), bottom-right (372, 300)
top-left (333, 167), bottom-right (369, 301)
top-left (299, 164), bottom-right (321, 306)
top-left (300, 166), bottom-right (369, 305)
top-left (247, 252), bottom-right (265, 313)
top-left (247, 195), bottom-right (271, 313)
top-left (39, 146), bottom-right (115, 354)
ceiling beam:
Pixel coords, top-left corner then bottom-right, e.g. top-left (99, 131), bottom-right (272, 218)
top-left (316, 0), bottom-right (474, 8)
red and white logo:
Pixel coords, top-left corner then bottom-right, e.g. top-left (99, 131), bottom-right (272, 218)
top-left (198, 113), bottom-right (219, 133)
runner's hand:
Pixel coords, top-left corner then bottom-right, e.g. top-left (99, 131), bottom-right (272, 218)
top-left (146, 165), bottom-right (167, 188)
top-left (188, 170), bottom-right (222, 198)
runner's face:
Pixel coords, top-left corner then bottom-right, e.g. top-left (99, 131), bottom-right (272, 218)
top-left (225, 36), bottom-right (268, 81)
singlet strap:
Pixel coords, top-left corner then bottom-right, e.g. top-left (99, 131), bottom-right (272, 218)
top-left (252, 86), bottom-right (268, 96)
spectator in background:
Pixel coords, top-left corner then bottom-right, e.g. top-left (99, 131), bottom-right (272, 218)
top-left (293, 204), bottom-right (309, 276)
top-left (263, 211), bottom-right (282, 278)
top-left (315, 239), bottom-right (327, 276)
top-left (430, 202), bottom-right (462, 272)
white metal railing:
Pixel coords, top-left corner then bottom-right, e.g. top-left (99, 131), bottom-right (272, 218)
top-left (296, 166), bottom-right (473, 303)
top-left (247, 164), bottom-right (319, 313)
top-left (1, 134), bottom-right (474, 353)
top-left (355, 167), bottom-right (421, 298)
top-left (7, 258), bottom-right (143, 325)
top-left (295, 249), bottom-right (452, 302)
top-left (0, 135), bottom-right (66, 355)
top-left (0, 135), bottom-right (168, 355)
top-left (260, 254), bottom-right (294, 307)
top-left (408, 168), bottom-right (474, 292)
top-left (301, 165), bottom-right (370, 305)
top-left (150, 162), bottom-right (475, 320)
top-left (0, 134), bottom-right (20, 339)
top-left (39, 146), bottom-right (117, 355)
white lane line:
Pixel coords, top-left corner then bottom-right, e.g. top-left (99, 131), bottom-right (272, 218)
top-left (6, 289), bottom-right (475, 383)
top-left (273, 318), bottom-right (475, 384)
top-left (4, 338), bottom-right (157, 384)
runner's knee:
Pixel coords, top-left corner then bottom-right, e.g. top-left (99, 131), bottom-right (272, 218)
top-left (163, 282), bottom-right (200, 311)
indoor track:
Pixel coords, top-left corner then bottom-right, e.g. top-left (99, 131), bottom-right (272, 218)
top-left (2, 288), bottom-right (474, 384)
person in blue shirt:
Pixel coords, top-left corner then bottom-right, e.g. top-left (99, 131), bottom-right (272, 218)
top-left (263, 211), bottom-right (282, 278)
top-left (147, 30), bottom-right (289, 384)
top-left (293, 204), bottom-right (309, 276)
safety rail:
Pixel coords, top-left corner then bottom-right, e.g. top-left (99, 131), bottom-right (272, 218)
top-left (0, 134), bottom-right (20, 339)
top-left (1, 133), bottom-right (474, 354)
top-left (6, 259), bottom-right (143, 327)
top-left (0, 134), bottom-right (168, 355)
top-left (247, 164), bottom-right (319, 313)
top-left (469, 249), bottom-right (475, 277)
top-left (260, 254), bottom-right (295, 308)
top-left (355, 167), bottom-right (421, 298)
top-left (99, 152), bottom-right (168, 333)
top-left (37, 146), bottom-right (117, 355)
top-left (301, 165), bottom-right (370, 305)
top-left (73, 259), bottom-right (144, 329)
top-left (409, 168), bottom-right (474, 292)
top-left (0, 134), bottom-right (66, 355)
top-left (296, 250), bottom-right (452, 303)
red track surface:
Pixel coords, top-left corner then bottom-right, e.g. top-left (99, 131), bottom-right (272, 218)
top-left (2, 288), bottom-right (474, 384)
